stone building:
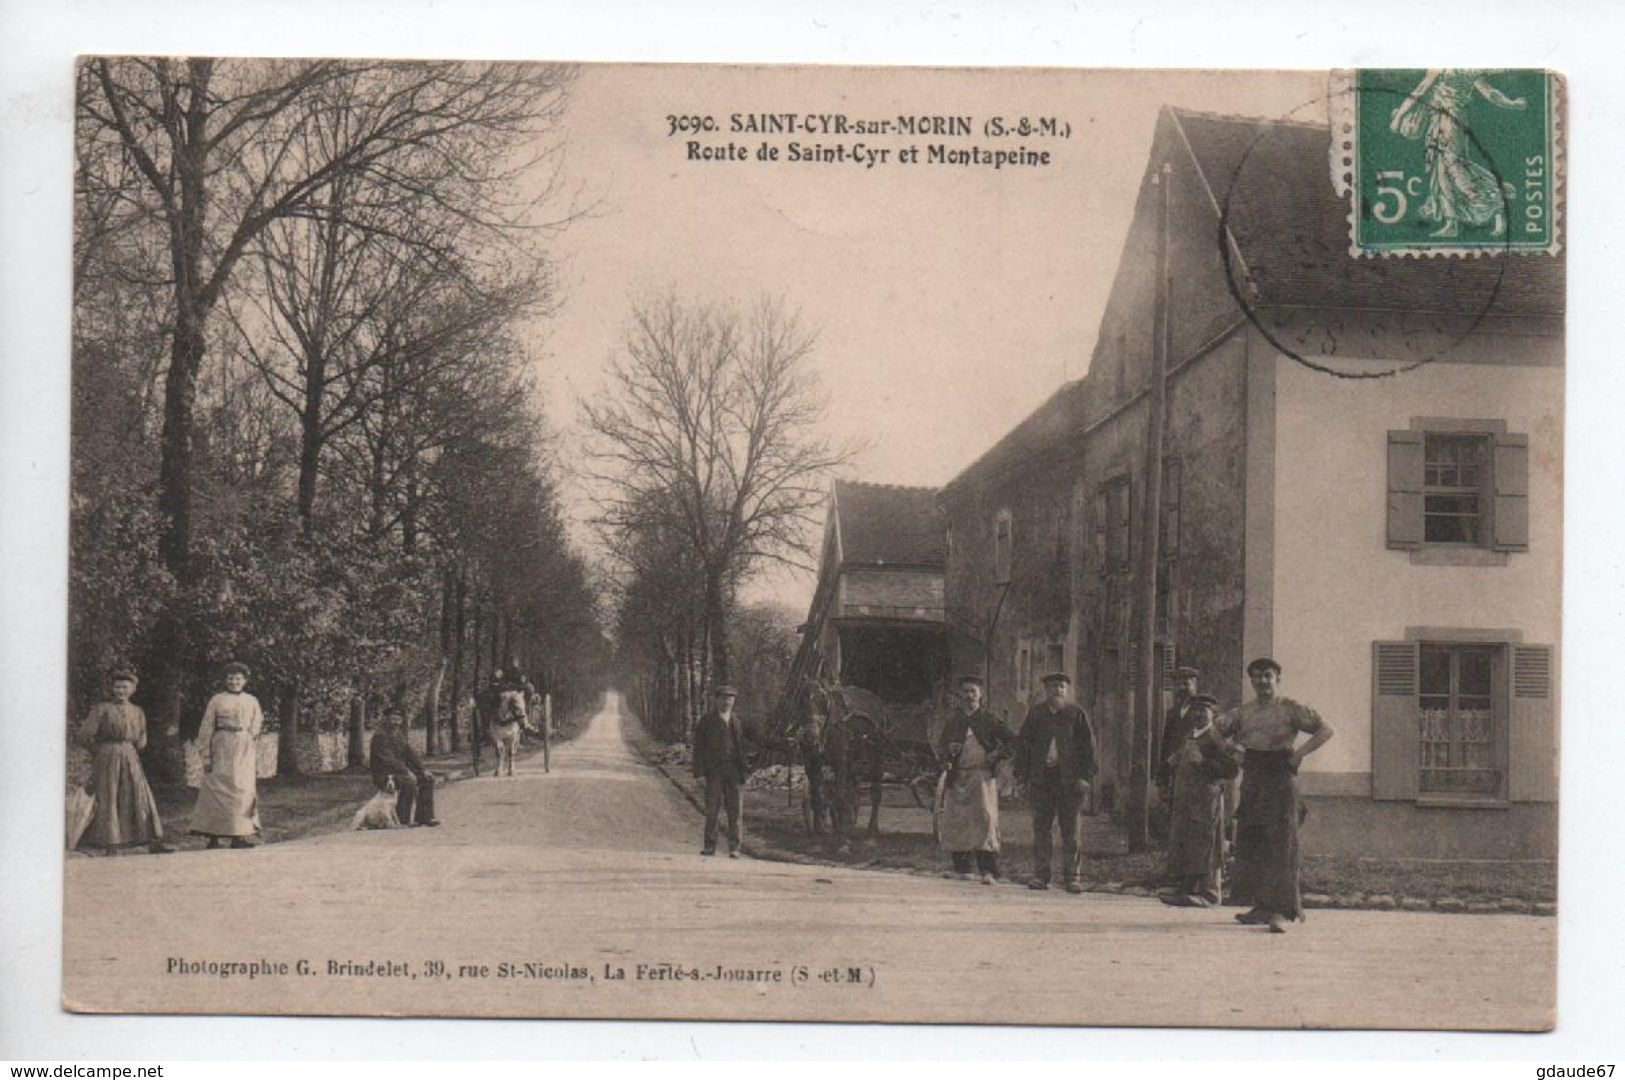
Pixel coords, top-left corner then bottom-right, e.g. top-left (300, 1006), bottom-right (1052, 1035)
top-left (779, 481), bottom-right (950, 728)
top-left (938, 107), bottom-right (1562, 859)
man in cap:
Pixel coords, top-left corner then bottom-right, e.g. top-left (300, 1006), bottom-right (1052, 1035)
top-left (1016, 672), bottom-right (1097, 892)
top-left (369, 706), bottom-right (440, 827)
top-left (1217, 658), bottom-right (1333, 933)
top-left (471, 669), bottom-right (505, 776)
top-left (691, 684), bottom-right (782, 857)
top-left (934, 674), bottom-right (1016, 884)
top-left (1159, 694), bottom-right (1243, 907)
top-left (1156, 665), bottom-right (1203, 794)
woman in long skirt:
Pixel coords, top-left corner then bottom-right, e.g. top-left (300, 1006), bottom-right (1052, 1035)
top-left (77, 669), bottom-right (172, 855)
top-left (190, 661), bottom-right (264, 849)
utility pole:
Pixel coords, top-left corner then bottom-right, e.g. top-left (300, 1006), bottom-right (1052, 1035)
top-left (1127, 163), bottom-right (1173, 852)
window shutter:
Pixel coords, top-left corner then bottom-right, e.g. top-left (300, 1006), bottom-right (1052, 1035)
top-left (1492, 433), bottom-right (1530, 552)
top-left (1161, 458), bottom-right (1182, 558)
top-left (1508, 644), bottom-right (1556, 801)
top-left (1371, 641), bottom-right (1420, 800)
top-left (1386, 430), bottom-right (1424, 550)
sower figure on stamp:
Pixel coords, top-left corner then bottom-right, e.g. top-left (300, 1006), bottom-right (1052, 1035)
top-left (369, 705), bottom-right (440, 827)
top-left (1218, 658), bottom-right (1334, 933)
top-left (691, 684), bottom-right (783, 858)
top-left (1158, 694), bottom-right (1242, 908)
top-left (1017, 672), bottom-right (1096, 893)
top-left (934, 674), bottom-right (1016, 885)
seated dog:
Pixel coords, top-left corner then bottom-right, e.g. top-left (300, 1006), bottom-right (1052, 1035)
top-left (353, 776), bottom-right (404, 830)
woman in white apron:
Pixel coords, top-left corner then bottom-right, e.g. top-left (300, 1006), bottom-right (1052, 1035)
top-left (190, 661), bottom-right (264, 848)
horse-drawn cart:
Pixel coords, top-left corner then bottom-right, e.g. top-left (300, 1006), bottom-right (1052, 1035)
top-left (789, 679), bottom-right (945, 838)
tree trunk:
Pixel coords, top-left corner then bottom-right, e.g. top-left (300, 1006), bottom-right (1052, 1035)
top-left (490, 607), bottom-right (501, 673)
top-left (296, 367), bottom-right (326, 537)
top-left (448, 568), bottom-right (467, 752)
top-left (704, 571), bottom-right (730, 685)
top-left (141, 311), bottom-right (209, 778)
top-left (276, 683), bottom-right (303, 776)
top-left (424, 657), bottom-right (445, 755)
top-left (347, 692), bottom-right (366, 769)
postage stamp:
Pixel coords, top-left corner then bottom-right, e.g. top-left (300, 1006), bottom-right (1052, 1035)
top-left (1341, 69), bottom-right (1561, 256)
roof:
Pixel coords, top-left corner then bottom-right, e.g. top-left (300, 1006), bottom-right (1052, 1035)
top-left (940, 378), bottom-right (1088, 499)
top-left (1171, 109), bottom-right (1564, 318)
top-left (832, 480), bottom-right (945, 568)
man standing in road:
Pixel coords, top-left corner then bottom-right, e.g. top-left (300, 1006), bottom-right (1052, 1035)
top-left (1158, 694), bottom-right (1243, 908)
top-left (472, 670), bottom-right (504, 776)
top-left (1218, 658), bottom-right (1334, 933)
top-left (1156, 665), bottom-right (1202, 795)
top-left (1016, 672), bottom-right (1096, 893)
top-left (935, 674), bottom-right (1015, 885)
top-left (692, 684), bottom-right (780, 858)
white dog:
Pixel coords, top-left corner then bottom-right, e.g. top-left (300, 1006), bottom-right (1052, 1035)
top-left (352, 776), bottom-right (404, 830)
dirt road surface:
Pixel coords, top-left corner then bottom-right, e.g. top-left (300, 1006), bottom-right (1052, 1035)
top-left (62, 693), bottom-right (1554, 1029)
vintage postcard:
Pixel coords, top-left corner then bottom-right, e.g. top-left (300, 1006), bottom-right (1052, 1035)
top-left (63, 61), bottom-right (1562, 1030)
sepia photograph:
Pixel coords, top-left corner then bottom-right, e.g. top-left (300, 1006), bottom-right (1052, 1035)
top-left (51, 56), bottom-right (1566, 1034)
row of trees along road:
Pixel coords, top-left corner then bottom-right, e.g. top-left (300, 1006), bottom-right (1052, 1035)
top-left (71, 58), bottom-right (609, 777)
top-left (582, 295), bottom-right (856, 743)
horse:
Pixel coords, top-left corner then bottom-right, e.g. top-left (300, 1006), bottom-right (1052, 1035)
top-left (797, 678), bottom-right (893, 840)
top-left (489, 689), bottom-right (529, 777)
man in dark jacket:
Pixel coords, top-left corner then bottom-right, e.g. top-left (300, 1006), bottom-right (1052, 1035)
top-left (1017, 672), bottom-right (1097, 892)
top-left (691, 684), bottom-right (781, 857)
top-left (1156, 665), bottom-right (1202, 793)
top-left (472, 671), bottom-right (504, 776)
top-left (369, 706), bottom-right (440, 827)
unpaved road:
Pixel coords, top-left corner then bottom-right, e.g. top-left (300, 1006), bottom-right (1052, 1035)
top-left (62, 692), bottom-right (1553, 1029)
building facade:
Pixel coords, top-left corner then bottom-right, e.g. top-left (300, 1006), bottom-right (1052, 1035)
top-left (937, 107), bottom-right (1561, 858)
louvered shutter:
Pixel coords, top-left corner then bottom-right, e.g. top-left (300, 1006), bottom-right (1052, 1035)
top-left (1492, 433), bottom-right (1531, 552)
top-left (1508, 644), bottom-right (1556, 801)
top-left (1386, 430), bottom-right (1424, 549)
top-left (1371, 641), bottom-right (1420, 799)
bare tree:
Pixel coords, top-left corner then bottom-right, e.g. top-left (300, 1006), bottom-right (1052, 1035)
top-left (583, 294), bottom-right (855, 686)
top-left (76, 56), bottom-right (573, 749)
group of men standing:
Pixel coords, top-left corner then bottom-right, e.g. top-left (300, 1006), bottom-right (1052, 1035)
top-left (932, 657), bottom-right (1333, 934)
top-left (685, 656), bottom-right (1333, 935)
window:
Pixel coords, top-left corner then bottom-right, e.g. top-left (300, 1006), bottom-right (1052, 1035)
top-left (1386, 423), bottom-right (1529, 555)
top-left (1160, 457), bottom-right (1182, 558)
top-left (1015, 643), bottom-right (1031, 700)
top-left (993, 509), bottom-right (1013, 584)
top-left (1371, 638), bottom-right (1555, 804)
top-left (1418, 644), bottom-right (1498, 794)
top-left (1090, 490), bottom-right (1108, 573)
top-left (1093, 474), bottom-right (1131, 574)
top-left (1422, 435), bottom-right (1489, 545)
top-left (1109, 477), bottom-right (1132, 568)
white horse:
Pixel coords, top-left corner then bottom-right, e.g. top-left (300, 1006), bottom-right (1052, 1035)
top-left (489, 690), bottom-right (529, 777)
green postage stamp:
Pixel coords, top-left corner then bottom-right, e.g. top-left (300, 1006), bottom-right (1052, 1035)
top-left (1342, 69), bottom-right (1561, 256)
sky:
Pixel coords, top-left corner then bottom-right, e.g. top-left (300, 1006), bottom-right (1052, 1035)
top-left (521, 67), bottom-right (1328, 609)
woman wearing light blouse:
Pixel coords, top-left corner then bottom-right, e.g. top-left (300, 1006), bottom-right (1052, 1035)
top-left (190, 661), bottom-right (264, 849)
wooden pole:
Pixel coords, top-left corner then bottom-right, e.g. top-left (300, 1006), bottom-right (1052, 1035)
top-left (1128, 163), bottom-right (1173, 852)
